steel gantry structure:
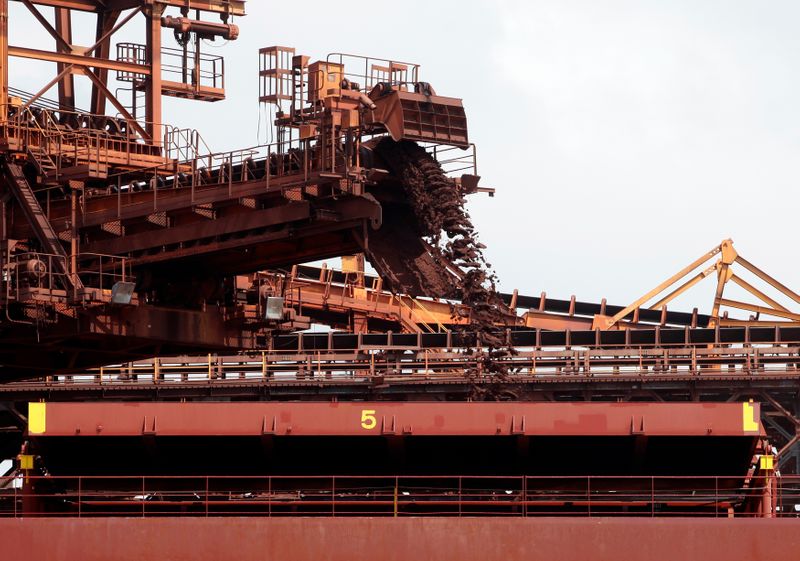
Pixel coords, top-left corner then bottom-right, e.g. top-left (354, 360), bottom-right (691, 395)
top-left (0, 0), bottom-right (245, 130)
top-left (0, 0), bottom-right (491, 376)
top-left (2, 3), bottom-right (800, 561)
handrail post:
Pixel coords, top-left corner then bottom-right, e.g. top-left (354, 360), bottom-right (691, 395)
top-left (587, 476), bottom-right (591, 517)
top-left (394, 476), bottom-right (399, 517)
top-left (78, 476), bottom-right (82, 518)
top-left (205, 476), bottom-right (209, 517)
top-left (522, 476), bottom-right (527, 517)
top-left (651, 476), bottom-right (655, 517)
top-left (458, 476), bottom-right (462, 517)
top-left (331, 476), bottom-right (335, 517)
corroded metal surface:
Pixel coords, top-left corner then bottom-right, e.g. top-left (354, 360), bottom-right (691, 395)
top-left (26, 401), bottom-right (765, 437)
top-left (1, 518), bottom-right (800, 561)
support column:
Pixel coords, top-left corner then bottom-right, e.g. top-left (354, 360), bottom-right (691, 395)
top-left (54, 7), bottom-right (75, 111)
top-left (145, 5), bottom-right (163, 144)
top-left (90, 10), bottom-right (121, 115)
top-left (794, 393), bottom-right (800, 473)
top-left (0, 0), bottom-right (8, 122)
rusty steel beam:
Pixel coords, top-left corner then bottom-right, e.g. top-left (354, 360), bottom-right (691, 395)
top-left (52, 6), bottom-right (75, 110)
top-left (11, 0), bottom-right (131, 11)
top-left (19, 0), bottom-right (71, 52)
top-left (157, 0), bottom-right (246, 15)
top-left (83, 201), bottom-right (312, 256)
top-left (89, 9), bottom-right (123, 114)
top-left (144, 3), bottom-right (162, 141)
top-left (10, 1), bottom-right (244, 15)
top-left (1, 517), bottom-right (800, 561)
top-left (8, 45), bottom-right (151, 75)
top-left (26, 401), bottom-right (764, 437)
top-left (40, 175), bottom-right (330, 232)
top-left (0, 0), bottom-right (8, 122)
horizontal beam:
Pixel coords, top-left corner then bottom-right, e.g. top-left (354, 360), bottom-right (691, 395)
top-left (28, 401), bottom-right (764, 437)
top-left (8, 45), bottom-right (150, 75)
top-left (10, 1), bottom-right (242, 14)
top-left (83, 202), bottom-right (311, 255)
top-left (158, 0), bottom-right (245, 15)
top-left (10, 0), bottom-right (109, 11)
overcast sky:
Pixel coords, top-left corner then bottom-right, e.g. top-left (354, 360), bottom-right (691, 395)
top-left (8, 1), bottom-right (800, 315)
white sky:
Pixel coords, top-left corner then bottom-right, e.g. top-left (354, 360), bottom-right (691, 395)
top-left (7, 1), bottom-right (800, 314)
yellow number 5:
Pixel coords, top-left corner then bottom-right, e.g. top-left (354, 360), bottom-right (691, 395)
top-left (361, 409), bottom-right (377, 430)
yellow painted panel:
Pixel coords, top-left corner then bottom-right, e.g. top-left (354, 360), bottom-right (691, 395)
top-left (18, 454), bottom-right (34, 470)
top-left (742, 402), bottom-right (759, 432)
top-left (760, 455), bottom-right (774, 471)
top-left (28, 402), bottom-right (46, 434)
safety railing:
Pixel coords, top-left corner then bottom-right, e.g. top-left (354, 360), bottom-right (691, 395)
top-left (1, 105), bottom-right (201, 182)
top-left (75, 253), bottom-right (130, 293)
top-left (161, 46), bottom-right (225, 92)
top-left (100, 129), bottom-right (360, 217)
top-left (279, 265), bottom-right (457, 334)
top-left (5, 342), bottom-right (800, 388)
top-left (327, 53), bottom-right (421, 91)
top-left (164, 127), bottom-right (211, 163)
top-left (0, 474), bottom-right (783, 518)
top-left (2, 251), bottom-right (130, 307)
top-left (426, 143), bottom-right (478, 177)
top-left (5, 101), bottom-right (205, 157)
top-left (5, 252), bottom-right (70, 303)
top-left (117, 43), bottom-right (225, 92)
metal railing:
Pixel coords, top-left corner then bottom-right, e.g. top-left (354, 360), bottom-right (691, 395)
top-left (326, 52), bottom-right (421, 91)
top-left (117, 43), bottom-right (225, 92)
top-left (161, 46), bottom-right (225, 91)
top-left (5, 252), bottom-right (70, 303)
top-left (99, 131), bottom-right (358, 217)
top-left (0, 474), bottom-right (783, 518)
top-left (3, 251), bottom-right (130, 307)
top-left (279, 265), bottom-right (457, 334)
top-left (6, 342), bottom-right (800, 388)
top-left (426, 143), bottom-right (478, 177)
top-left (1, 104), bottom-right (200, 177)
top-left (75, 253), bottom-right (130, 293)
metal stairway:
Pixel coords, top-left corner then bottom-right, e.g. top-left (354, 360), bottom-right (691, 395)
top-left (2, 160), bottom-right (82, 290)
top-left (25, 146), bottom-right (59, 185)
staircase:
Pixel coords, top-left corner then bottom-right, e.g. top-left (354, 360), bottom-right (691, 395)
top-left (25, 146), bottom-right (59, 186)
top-left (2, 160), bottom-right (82, 291)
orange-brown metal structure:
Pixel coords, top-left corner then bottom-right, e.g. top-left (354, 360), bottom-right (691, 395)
top-left (3, 4), bottom-right (800, 560)
top-left (593, 239), bottom-right (800, 330)
top-left (0, 0), bottom-right (486, 377)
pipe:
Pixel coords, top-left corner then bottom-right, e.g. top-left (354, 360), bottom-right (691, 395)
top-left (160, 16), bottom-right (239, 40)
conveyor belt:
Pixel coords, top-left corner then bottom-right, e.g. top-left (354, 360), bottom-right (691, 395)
top-left (293, 265), bottom-right (712, 327)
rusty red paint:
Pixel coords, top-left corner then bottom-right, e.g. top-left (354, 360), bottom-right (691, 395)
top-left (30, 401), bottom-right (764, 437)
top-left (1, 517), bottom-right (799, 561)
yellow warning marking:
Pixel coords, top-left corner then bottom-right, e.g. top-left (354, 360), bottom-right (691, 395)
top-left (18, 454), bottom-right (34, 470)
top-left (742, 402), bottom-right (759, 432)
top-left (28, 402), bottom-right (46, 434)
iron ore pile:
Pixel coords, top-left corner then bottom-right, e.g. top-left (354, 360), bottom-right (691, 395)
top-left (368, 139), bottom-right (516, 396)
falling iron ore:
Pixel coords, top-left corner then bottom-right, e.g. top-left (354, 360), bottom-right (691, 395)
top-left (366, 139), bottom-right (517, 398)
